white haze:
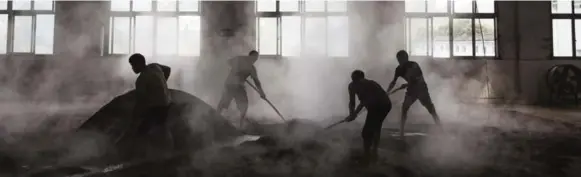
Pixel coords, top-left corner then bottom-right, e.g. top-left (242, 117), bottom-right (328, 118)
top-left (0, 1), bottom-right (570, 176)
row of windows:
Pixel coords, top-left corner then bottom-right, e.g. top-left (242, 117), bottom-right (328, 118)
top-left (0, 0), bottom-right (54, 55)
top-left (405, 0), bottom-right (497, 58)
top-left (553, 1), bottom-right (581, 58)
top-left (0, 0), bottom-right (503, 59)
top-left (255, 0), bottom-right (348, 57)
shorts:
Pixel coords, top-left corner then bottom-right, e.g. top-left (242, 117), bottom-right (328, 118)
top-left (218, 84), bottom-right (248, 110)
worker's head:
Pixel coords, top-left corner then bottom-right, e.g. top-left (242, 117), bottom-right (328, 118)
top-left (248, 50), bottom-right (259, 63)
top-left (129, 53), bottom-right (146, 74)
top-left (396, 50), bottom-right (409, 64)
top-left (351, 70), bottom-right (365, 82)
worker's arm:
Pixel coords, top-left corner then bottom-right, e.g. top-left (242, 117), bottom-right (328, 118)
top-left (346, 104), bottom-right (364, 122)
top-left (250, 66), bottom-right (266, 98)
top-left (132, 75), bottom-right (148, 120)
top-left (348, 84), bottom-right (356, 116)
top-left (387, 68), bottom-right (400, 92)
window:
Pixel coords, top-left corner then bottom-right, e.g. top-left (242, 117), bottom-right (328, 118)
top-left (405, 0), bottom-right (496, 58)
top-left (108, 0), bottom-right (201, 57)
top-left (552, 0), bottom-right (581, 58)
top-left (0, 0), bottom-right (55, 55)
top-left (255, 0), bottom-right (349, 58)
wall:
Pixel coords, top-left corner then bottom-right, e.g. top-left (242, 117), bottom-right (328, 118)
top-left (4, 1), bottom-right (578, 122)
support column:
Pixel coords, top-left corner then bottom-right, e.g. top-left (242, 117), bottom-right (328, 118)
top-left (54, 1), bottom-right (109, 59)
top-left (195, 1), bottom-right (255, 104)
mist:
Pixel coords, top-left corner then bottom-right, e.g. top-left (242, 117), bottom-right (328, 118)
top-left (0, 1), bottom-right (572, 176)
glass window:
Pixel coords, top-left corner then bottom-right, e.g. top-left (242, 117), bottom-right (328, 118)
top-left (280, 0), bottom-right (299, 12)
top-left (432, 17), bottom-right (450, 58)
top-left (327, 16), bottom-right (348, 57)
top-left (134, 16), bottom-right (154, 57)
top-left (428, 0), bottom-right (447, 13)
top-left (35, 14), bottom-right (54, 54)
top-left (34, 0), bottom-right (53, 10)
top-left (305, 0), bottom-right (325, 12)
top-left (111, 0), bottom-right (130, 12)
top-left (257, 0), bottom-right (276, 12)
top-left (453, 0), bottom-right (473, 13)
top-left (178, 16), bottom-right (201, 56)
top-left (553, 0), bottom-right (572, 14)
top-left (109, 0), bottom-right (201, 56)
top-left (327, 0), bottom-right (347, 12)
top-left (14, 16), bottom-right (33, 53)
top-left (409, 18), bottom-right (428, 56)
top-left (258, 17), bottom-right (278, 55)
top-left (156, 17), bottom-right (178, 56)
top-left (406, 0), bottom-right (426, 13)
top-left (13, 0), bottom-right (31, 10)
top-left (0, 14), bottom-right (7, 54)
top-left (453, 18), bottom-right (473, 56)
top-left (553, 19), bottom-right (573, 57)
top-left (475, 18), bottom-right (495, 56)
top-left (111, 17), bottom-right (131, 54)
top-left (304, 17), bottom-right (327, 56)
top-left (281, 16), bottom-right (301, 56)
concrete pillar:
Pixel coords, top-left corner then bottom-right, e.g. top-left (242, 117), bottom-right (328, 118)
top-left (195, 1), bottom-right (255, 104)
top-left (54, 1), bottom-right (109, 59)
top-left (349, 1), bottom-right (405, 79)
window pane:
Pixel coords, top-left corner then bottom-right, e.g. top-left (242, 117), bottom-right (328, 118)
top-left (433, 17), bottom-right (450, 58)
top-left (281, 16), bottom-right (301, 56)
top-left (405, 0), bottom-right (426, 13)
top-left (35, 14), bottom-right (54, 54)
top-left (111, 17), bottom-right (131, 54)
top-left (135, 16), bottom-right (154, 57)
top-left (178, 16), bottom-right (201, 56)
top-left (409, 18), bottom-right (428, 56)
top-left (257, 0), bottom-right (275, 12)
top-left (328, 16), bottom-right (348, 57)
top-left (553, 19), bottom-right (572, 56)
top-left (453, 0), bottom-right (473, 13)
top-left (111, 0), bottom-right (130, 11)
top-left (305, 0), bottom-right (325, 12)
top-left (304, 17), bottom-right (326, 56)
top-left (34, 0), bottom-right (53, 10)
top-left (327, 0), bottom-right (347, 12)
top-left (133, 0), bottom-right (152, 11)
top-left (428, 0), bottom-right (447, 13)
top-left (14, 16), bottom-right (32, 53)
top-left (0, 15), bottom-right (7, 54)
top-left (575, 0), bottom-right (581, 14)
top-left (157, 17), bottom-right (178, 55)
top-left (13, 0), bottom-right (31, 10)
top-left (257, 17), bottom-right (277, 55)
top-left (576, 20), bottom-right (581, 56)
top-left (158, 0), bottom-right (177, 12)
top-left (553, 0), bottom-right (572, 14)
top-left (452, 18), bottom-right (473, 56)
top-left (179, 0), bottom-right (198, 12)
top-left (475, 18), bottom-right (495, 56)
top-left (0, 1), bottom-right (6, 10)
top-left (280, 0), bottom-right (298, 12)
top-left (475, 0), bottom-right (494, 13)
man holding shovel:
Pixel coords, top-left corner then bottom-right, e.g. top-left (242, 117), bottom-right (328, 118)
top-left (387, 50), bottom-right (442, 139)
top-left (217, 50), bottom-right (267, 127)
top-left (344, 70), bottom-right (392, 165)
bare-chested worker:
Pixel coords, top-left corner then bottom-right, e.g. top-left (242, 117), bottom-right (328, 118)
top-left (217, 50), bottom-right (266, 127)
top-left (345, 70), bottom-right (392, 165)
top-left (387, 50), bottom-right (441, 138)
top-left (128, 53), bottom-right (173, 155)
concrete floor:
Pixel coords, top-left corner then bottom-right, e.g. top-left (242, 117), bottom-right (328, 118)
top-left (5, 103), bottom-right (581, 177)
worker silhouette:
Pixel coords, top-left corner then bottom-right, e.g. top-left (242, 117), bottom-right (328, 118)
top-left (127, 53), bottom-right (173, 156)
top-left (387, 50), bottom-right (441, 139)
top-left (345, 70), bottom-right (392, 165)
top-left (217, 50), bottom-right (266, 127)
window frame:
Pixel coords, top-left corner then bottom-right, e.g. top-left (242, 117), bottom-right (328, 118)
top-left (404, 0), bottom-right (498, 60)
top-left (105, 0), bottom-right (201, 58)
top-left (255, 0), bottom-right (349, 59)
top-left (551, 0), bottom-right (581, 60)
top-left (0, 1), bottom-right (56, 56)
